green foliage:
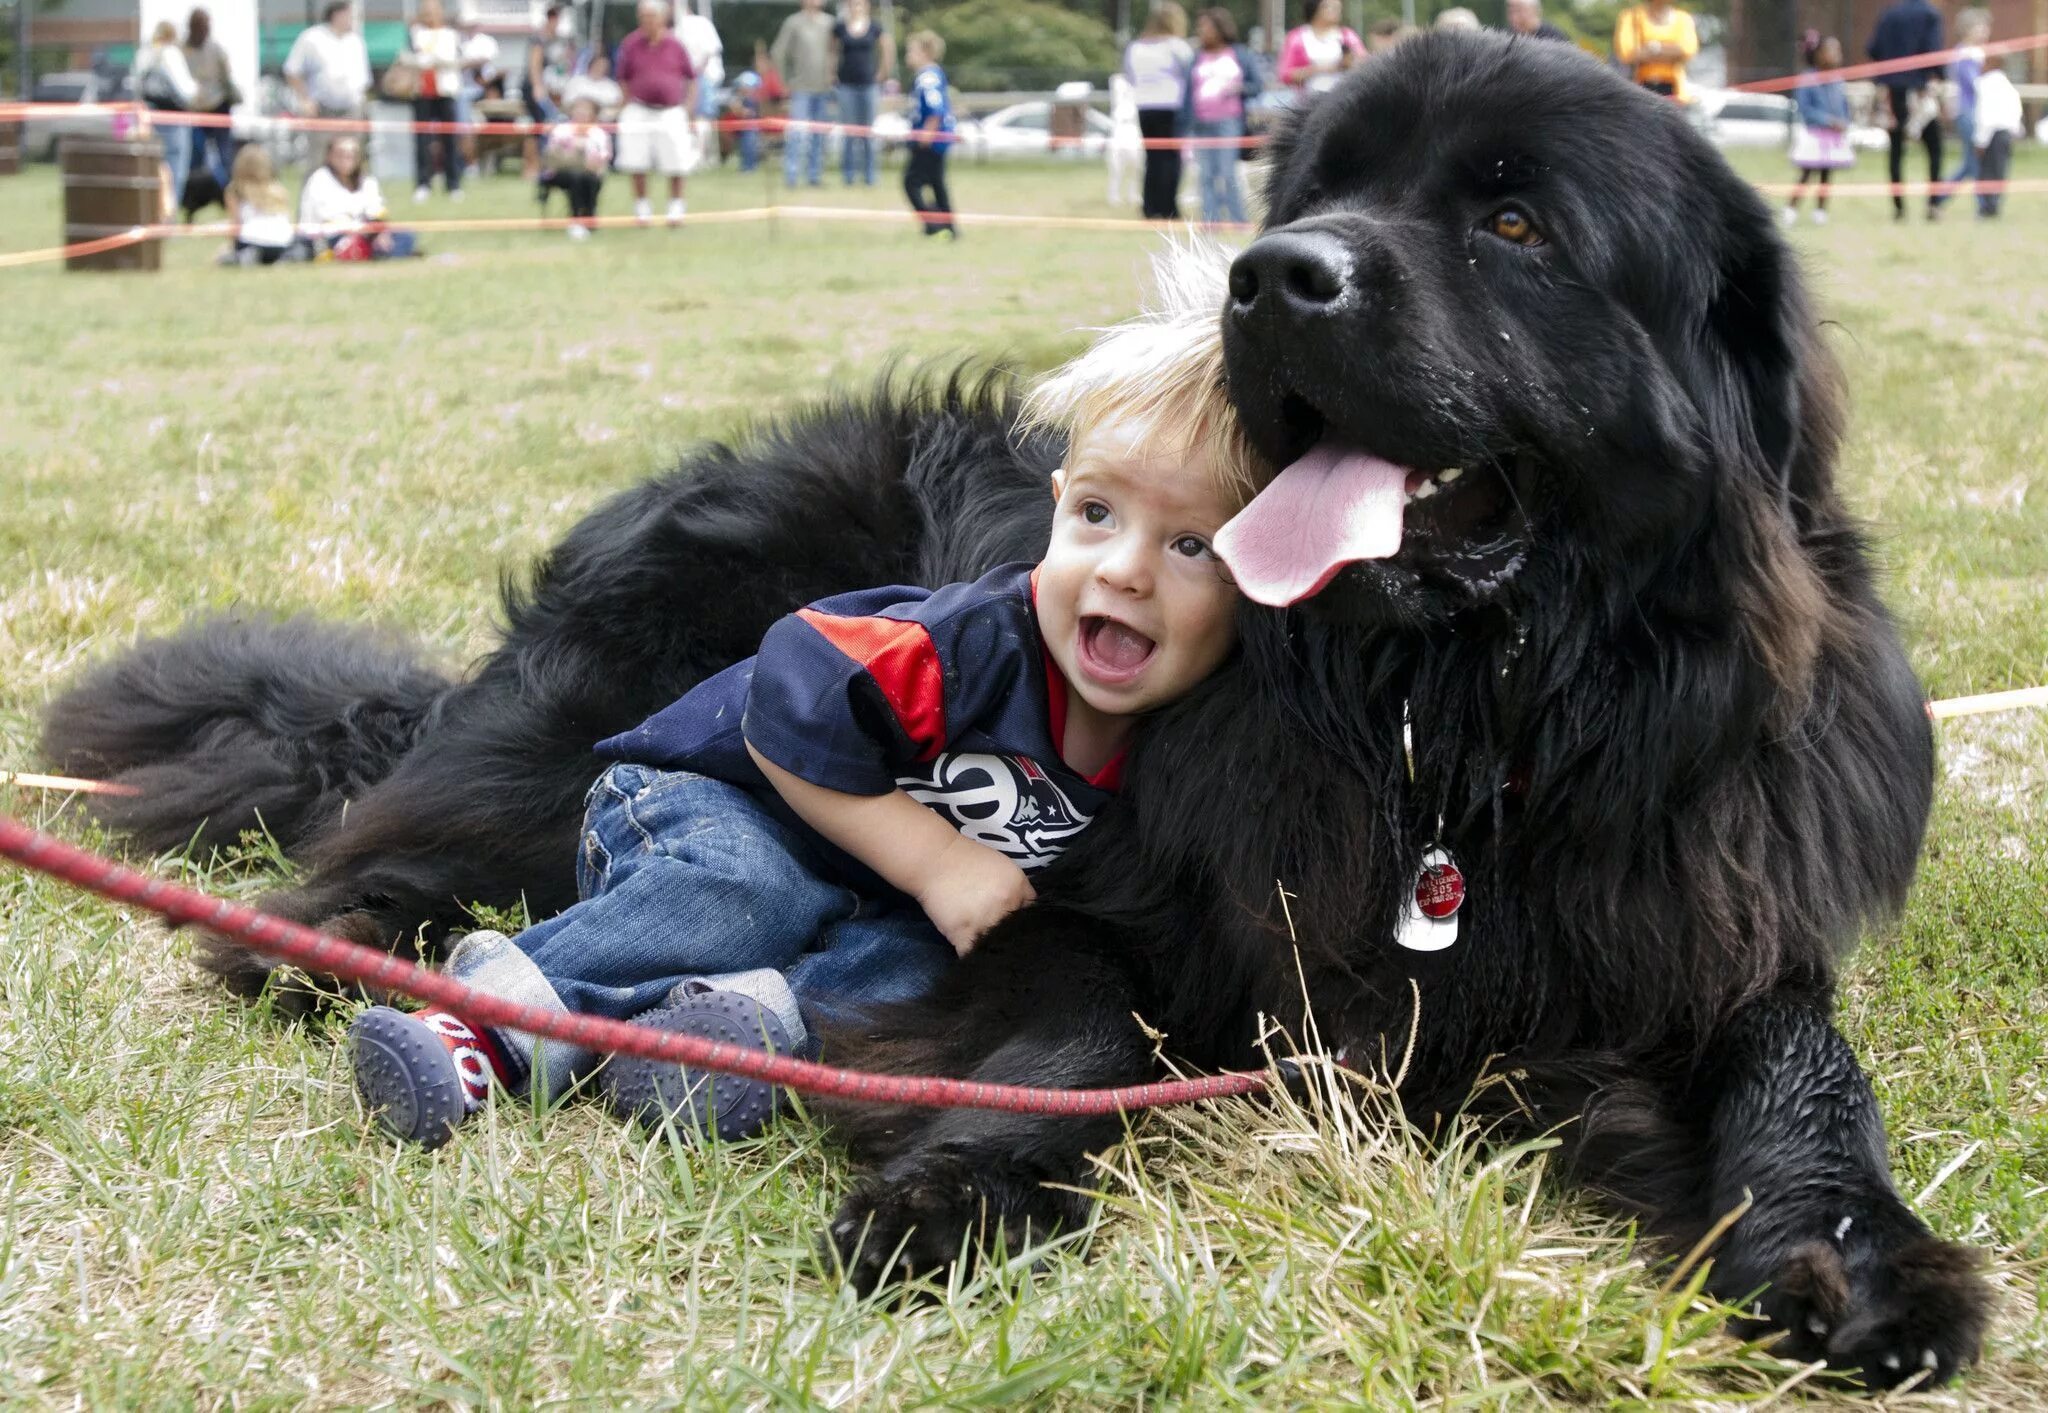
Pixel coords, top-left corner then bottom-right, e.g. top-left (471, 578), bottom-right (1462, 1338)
top-left (912, 0), bottom-right (1123, 91)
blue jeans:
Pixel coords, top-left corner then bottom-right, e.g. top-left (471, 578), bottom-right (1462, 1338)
top-left (1947, 109), bottom-right (1979, 187)
top-left (154, 116), bottom-right (191, 210)
top-left (784, 89), bottom-right (830, 186)
top-left (738, 120), bottom-right (762, 171)
top-left (1191, 117), bottom-right (1246, 226)
top-left (190, 115), bottom-right (233, 189)
top-left (450, 763), bottom-right (953, 1097)
top-left (838, 83), bottom-right (878, 184)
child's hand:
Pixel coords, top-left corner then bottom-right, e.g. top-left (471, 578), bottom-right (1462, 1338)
top-left (915, 835), bottom-right (1036, 956)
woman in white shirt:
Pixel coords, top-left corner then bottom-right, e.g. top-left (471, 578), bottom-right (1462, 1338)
top-left (136, 20), bottom-right (200, 216)
top-left (409, 0), bottom-right (465, 201)
top-left (300, 136), bottom-right (419, 258)
top-left (1121, 1), bottom-right (1192, 220)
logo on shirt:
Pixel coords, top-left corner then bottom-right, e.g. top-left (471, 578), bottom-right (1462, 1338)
top-left (897, 752), bottom-right (1094, 871)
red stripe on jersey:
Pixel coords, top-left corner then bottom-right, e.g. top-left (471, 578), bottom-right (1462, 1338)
top-left (797, 608), bottom-right (949, 759)
top-left (1029, 567), bottom-right (1126, 790)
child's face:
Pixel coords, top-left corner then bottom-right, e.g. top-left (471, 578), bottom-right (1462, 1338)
top-left (1037, 415), bottom-right (1239, 721)
top-left (908, 42), bottom-right (930, 67)
top-left (1818, 37), bottom-right (1841, 67)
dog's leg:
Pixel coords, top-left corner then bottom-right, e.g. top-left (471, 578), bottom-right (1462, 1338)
top-left (818, 909), bottom-right (1156, 1294)
top-left (1689, 985), bottom-right (1990, 1389)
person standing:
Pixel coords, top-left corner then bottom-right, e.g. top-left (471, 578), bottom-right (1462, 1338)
top-left (902, 31), bottom-right (955, 238)
top-left (1943, 10), bottom-right (1990, 203)
top-left (673, 3), bottom-right (725, 171)
top-left (1504, 0), bottom-right (1571, 42)
top-left (772, 0), bottom-right (836, 188)
top-left (616, 0), bottom-right (698, 226)
top-left (136, 21), bottom-right (199, 217)
top-left (833, 0), bottom-right (893, 186)
top-left (284, 0), bottom-right (373, 161)
top-left (1181, 8), bottom-right (1258, 228)
top-left (183, 9), bottom-right (238, 190)
top-left (454, 5), bottom-right (501, 182)
top-left (1123, 2), bottom-right (1192, 221)
top-left (1866, 0), bottom-right (1945, 220)
top-left (409, 0), bottom-right (464, 201)
top-left (1278, 0), bottom-right (1363, 93)
top-left (1783, 33), bottom-right (1852, 226)
top-left (524, 3), bottom-right (577, 181)
top-left (1969, 60), bottom-right (2023, 217)
top-left (1614, 0), bottom-right (1697, 100)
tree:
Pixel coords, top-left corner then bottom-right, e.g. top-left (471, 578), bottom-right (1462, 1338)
top-left (913, 0), bottom-right (1123, 90)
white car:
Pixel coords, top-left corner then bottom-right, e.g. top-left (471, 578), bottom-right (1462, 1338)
top-left (1692, 87), bottom-right (1887, 152)
top-left (954, 101), bottom-right (1114, 160)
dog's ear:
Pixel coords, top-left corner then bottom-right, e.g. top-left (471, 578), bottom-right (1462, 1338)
top-left (1703, 217), bottom-right (1805, 502)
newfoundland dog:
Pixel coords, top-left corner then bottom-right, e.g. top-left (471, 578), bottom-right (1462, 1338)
top-left (45, 34), bottom-right (1986, 1388)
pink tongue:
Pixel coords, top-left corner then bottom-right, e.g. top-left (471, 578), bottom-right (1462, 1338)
top-left (1091, 620), bottom-right (1154, 670)
top-left (1214, 443), bottom-right (1409, 607)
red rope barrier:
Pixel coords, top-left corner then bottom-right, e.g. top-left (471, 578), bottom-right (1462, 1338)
top-left (0, 814), bottom-right (1269, 1117)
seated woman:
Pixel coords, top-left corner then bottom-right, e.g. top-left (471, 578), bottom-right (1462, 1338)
top-left (539, 95), bottom-right (612, 240)
top-left (299, 137), bottom-right (419, 259)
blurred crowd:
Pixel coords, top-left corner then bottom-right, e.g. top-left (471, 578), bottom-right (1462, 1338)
top-left (124, 0), bottom-right (2030, 267)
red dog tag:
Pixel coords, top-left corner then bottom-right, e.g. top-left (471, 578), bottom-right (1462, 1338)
top-left (1414, 856), bottom-right (1465, 919)
top-left (1397, 847), bottom-right (1463, 952)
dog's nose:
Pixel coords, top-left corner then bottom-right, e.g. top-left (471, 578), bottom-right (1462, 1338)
top-left (1228, 231), bottom-right (1355, 318)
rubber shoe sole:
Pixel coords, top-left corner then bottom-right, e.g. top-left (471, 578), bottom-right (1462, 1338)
top-left (350, 1006), bottom-right (470, 1149)
top-left (598, 991), bottom-right (790, 1142)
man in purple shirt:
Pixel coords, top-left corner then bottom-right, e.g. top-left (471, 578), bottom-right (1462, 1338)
top-left (615, 0), bottom-right (697, 225)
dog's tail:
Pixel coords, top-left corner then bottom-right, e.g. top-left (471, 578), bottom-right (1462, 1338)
top-left (39, 615), bottom-right (456, 857)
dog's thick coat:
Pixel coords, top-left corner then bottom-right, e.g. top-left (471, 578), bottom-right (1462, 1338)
top-left (45, 35), bottom-right (1986, 1389)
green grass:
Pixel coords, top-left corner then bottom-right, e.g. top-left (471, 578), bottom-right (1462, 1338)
top-left (2, 150), bottom-right (2044, 1408)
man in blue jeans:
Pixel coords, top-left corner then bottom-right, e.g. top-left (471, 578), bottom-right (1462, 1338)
top-left (347, 276), bottom-right (1261, 1150)
top-left (771, 0), bottom-right (836, 186)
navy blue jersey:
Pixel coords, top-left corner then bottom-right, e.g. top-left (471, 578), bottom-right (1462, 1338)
top-left (907, 63), bottom-right (955, 146)
top-left (596, 563), bottom-right (1123, 883)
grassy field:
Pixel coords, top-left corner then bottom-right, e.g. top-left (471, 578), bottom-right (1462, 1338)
top-left (1, 147), bottom-right (2044, 1408)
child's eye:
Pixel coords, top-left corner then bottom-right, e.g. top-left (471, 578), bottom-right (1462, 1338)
top-left (1171, 535), bottom-right (1214, 560)
top-left (1080, 501), bottom-right (1111, 525)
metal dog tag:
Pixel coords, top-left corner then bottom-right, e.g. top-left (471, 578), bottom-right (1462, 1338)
top-left (1397, 847), bottom-right (1464, 952)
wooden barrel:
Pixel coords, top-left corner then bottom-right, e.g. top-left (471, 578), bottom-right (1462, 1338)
top-left (59, 137), bottom-right (165, 272)
top-left (0, 121), bottom-right (22, 176)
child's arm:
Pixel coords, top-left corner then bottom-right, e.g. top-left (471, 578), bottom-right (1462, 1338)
top-left (746, 741), bottom-right (1033, 955)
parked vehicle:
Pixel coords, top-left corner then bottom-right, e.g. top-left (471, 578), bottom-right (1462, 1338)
top-left (1691, 87), bottom-right (1886, 151)
top-left (23, 71), bottom-right (133, 162)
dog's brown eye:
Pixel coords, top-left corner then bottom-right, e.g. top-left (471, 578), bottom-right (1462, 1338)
top-left (1487, 208), bottom-right (1542, 246)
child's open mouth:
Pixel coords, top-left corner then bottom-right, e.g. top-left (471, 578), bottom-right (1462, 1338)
top-left (1078, 615), bottom-right (1157, 685)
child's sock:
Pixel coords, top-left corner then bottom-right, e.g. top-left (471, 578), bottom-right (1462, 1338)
top-left (349, 1005), bottom-right (510, 1148)
top-left (416, 1009), bottom-right (511, 1111)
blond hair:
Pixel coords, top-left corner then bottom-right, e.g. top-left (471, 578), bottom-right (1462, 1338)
top-left (1021, 239), bottom-right (1264, 511)
top-left (1142, 1), bottom-right (1189, 39)
top-left (226, 144), bottom-right (290, 217)
top-left (907, 29), bottom-right (944, 60)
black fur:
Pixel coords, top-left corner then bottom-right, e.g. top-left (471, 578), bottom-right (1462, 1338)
top-left (43, 36), bottom-right (1986, 1390)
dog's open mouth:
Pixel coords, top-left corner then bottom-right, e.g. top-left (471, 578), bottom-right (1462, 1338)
top-left (1217, 396), bottom-right (1530, 607)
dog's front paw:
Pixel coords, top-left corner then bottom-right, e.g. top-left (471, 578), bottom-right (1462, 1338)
top-left (1747, 1232), bottom-right (1990, 1390)
top-left (824, 1167), bottom-right (989, 1296)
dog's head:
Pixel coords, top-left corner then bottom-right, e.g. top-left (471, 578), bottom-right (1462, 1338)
top-left (1219, 32), bottom-right (1838, 624)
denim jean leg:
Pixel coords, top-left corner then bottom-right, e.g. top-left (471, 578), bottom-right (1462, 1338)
top-left (1948, 110), bottom-right (1978, 186)
top-left (838, 84), bottom-right (876, 183)
top-left (785, 902), bottom-right (956, 1031)
top-left (159, 122), bottom-right (191, 211)
top-left (511, 765), bottom-right (861, 1023)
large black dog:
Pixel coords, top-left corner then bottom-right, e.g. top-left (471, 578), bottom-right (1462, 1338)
top-left (45, 36), bottom-right (1987, 1387)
